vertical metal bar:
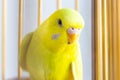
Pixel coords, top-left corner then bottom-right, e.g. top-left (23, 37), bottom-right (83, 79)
top-left (18, 0), bottom-right (23, 79)
top-left (118, 0), bottom-right (120, 79)
top-left (115, 0), bottom-right (119, 79)
top-left (102, 0), bottom-right (108, 80)
top-left (107, 0), bottom-right (113, 80)
top-left (112, 0), bottom-right (118, 79)
top-left (2, 0), bottom-right (6, 79)
top-left (75, 0), bottom-right (79, 11)
top-left (38, 0), bottom-right (42, 26)
top-left (94, 0), bottom-right (98, 79)
top-left (98, 0), bottom-right (103, 79)
top-left (94, 0), bottom-right (103, 80)
top-left (116, 0), bottom-right (119, 79)
top-left (104, 0), bottom-right (109, 80)
top-left (57, 0), bottom-right (61, 9)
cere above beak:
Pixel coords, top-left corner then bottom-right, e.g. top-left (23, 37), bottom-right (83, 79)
top-left (67, 28), bottom-right (80, 44)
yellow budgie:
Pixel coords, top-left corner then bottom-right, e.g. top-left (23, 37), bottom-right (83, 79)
top-left (19, 8), bottom-right (84, 80)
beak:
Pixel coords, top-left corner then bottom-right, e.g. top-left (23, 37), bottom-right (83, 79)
top-left (67, 28), bottom-right (80, 44)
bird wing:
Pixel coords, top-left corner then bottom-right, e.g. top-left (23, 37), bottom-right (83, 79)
top-left (67, 48), bottom-right (82, 80)
top-left (19, 32), bottom-right (33, 70)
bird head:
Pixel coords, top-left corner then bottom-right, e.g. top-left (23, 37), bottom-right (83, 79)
top-left (38, 8), bottom-right (84, 52)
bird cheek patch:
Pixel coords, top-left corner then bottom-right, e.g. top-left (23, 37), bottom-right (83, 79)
top-left (52, 34), bottom-right (61, 40)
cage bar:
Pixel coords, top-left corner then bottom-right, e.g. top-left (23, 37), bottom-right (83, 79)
top-left (2, 0), bottom-right (6, 79)
top-left (18, 0), bottom-right (23, 79)
top-left (75, 0), bottom-right (79, 11)
top-left (107, 0), bottom-right (113, 80)
top-left (93, 0), bottom-right (103, 80)
top-left (112, 0), bottom-right (118, 79)
top-left (93, 0), bottom-right (120, 80)
top-left (118, 0), bottom-right (120, 79)
top-left (38, 0), bottom-right (42, 26)
top-left (102, 0), bottom-right (108, 80)
top-left (57, 0), bottom-right (61, 9)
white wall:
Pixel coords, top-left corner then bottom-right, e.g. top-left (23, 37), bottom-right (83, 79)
top-left (0, 0), bottom-right (92, 80)
top-left (80, 0), bottom-right (92, 80)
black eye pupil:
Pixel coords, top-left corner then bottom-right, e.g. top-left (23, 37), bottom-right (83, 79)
top-left (58, 19), bottom-right (62, 26)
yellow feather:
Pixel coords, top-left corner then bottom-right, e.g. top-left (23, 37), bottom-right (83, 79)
top-left (19, 8), bottom-right (84, 80)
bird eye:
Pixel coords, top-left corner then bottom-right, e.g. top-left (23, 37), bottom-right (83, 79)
top-left (57, 19), bottom-right (62, 26)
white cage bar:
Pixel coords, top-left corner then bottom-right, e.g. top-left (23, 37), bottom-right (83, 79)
top-left (18, 0), bottom-right (23, 79)
top-left (2, 0), bottom-right (6, 80)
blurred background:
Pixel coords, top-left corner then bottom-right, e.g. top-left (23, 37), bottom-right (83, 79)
top-left (0, 0), bottom-right (92, 80)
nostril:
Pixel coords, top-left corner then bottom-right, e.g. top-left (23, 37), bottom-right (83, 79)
top-left (72, 28), bottom-right (74, 30)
